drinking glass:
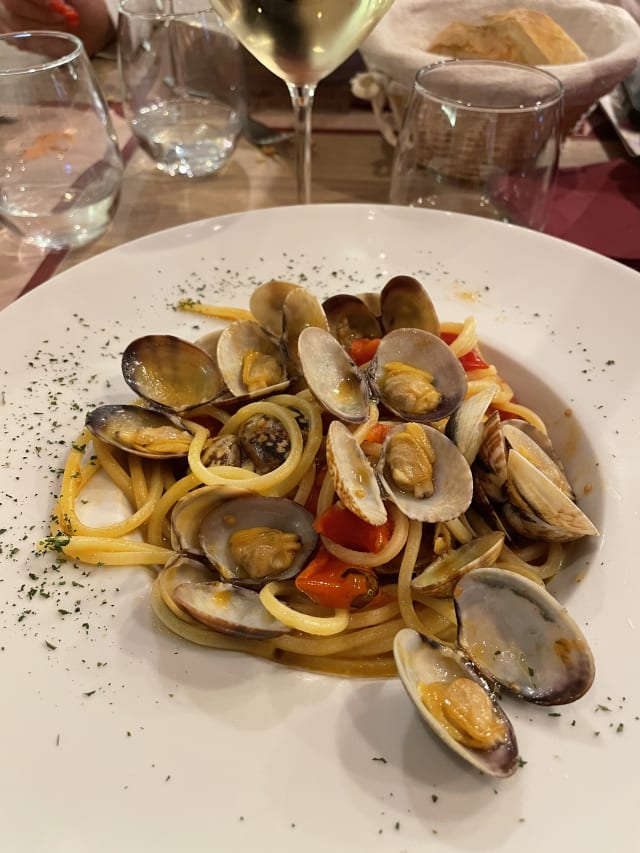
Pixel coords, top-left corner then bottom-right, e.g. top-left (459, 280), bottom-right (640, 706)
top-left (210, 0), bottom-right (395, 203)
top-left (389, 60), bottom-right (564, 231)
top-left (0, 31), bottom-right (123, 250)
top-left (118, 0), bottom-right (245, 179)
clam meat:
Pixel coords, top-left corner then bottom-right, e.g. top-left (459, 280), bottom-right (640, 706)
top-left (216, 319), bottom-right (288, 398)
top-left (394, 628), bottom-right (520, 777)
top-left (377, 423), bottom-right (473, 523)
top-left (196, 493), bottom-right (318, 585)
top-left (368, 329), bottom-right (467, 423)
top-left (85, 404), bottom-right (193, 459)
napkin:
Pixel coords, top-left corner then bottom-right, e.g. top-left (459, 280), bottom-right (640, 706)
top-left (545, 159), bottom-right (640, 263)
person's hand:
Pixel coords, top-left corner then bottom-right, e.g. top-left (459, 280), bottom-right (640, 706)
top-left (0, 0), bottom-right (115, 57)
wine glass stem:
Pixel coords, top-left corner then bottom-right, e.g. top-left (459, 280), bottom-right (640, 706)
top-left (287, 82), bottom-right (317, 205)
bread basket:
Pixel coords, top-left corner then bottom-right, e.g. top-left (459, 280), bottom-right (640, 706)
top-left (355, 0), bottom-right (640, 145)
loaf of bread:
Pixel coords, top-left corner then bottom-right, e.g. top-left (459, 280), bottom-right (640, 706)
top-left (427, 8), bottom-right (587, 65)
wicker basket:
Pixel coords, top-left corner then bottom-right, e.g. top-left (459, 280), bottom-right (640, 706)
top-left (414, 109), bottom-right (558, 184)
top-left (388, 61), bottom-right (563, 184)
top-left (355, 0), bottom-right (640, 145)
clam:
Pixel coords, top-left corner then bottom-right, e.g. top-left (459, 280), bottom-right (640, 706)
top-left (394, 564), bottom-right (595, 775)
top-left (380, 275), bottom-right (440, 335)
top-left (322, 293), bottom-right (382, 351)
top-left (216, 320), bottom-right (288, 399)
top-left (471, 415), bottom-right (596, 543)
top-left (281, 286), bottom-right (329, 377)
top-left (502, 421), bottom-right (575, 501)
top-left (249, 280), bottom-right (303, 337)
top-left (394, 628), bottom-right (520, 777)
top-left (377, 423), bottom-right (473, 523)
top-left (368, 329), bottom-right (467, 423)
top-left (237, 413), bottom-right (292, 474)
top-left (197, 493), bottom-right (318, 585)
top-left (298, 326), bottom-right (370, 423)
top-left (325, 420), bottom-right (387, 526)
top-left (454, 567), bottom-right (596, 705)
top-left (173, 581), bottom-right (291, 639)
top-left (85, 404), bottom-right (193, 459)
top-left (121, 334), bottom-right (225, 413)
top-left (445, 387), bottom-right (498, 465)
top-left (195, 328), bottom-right (222, 360)
top-left (201, 434), bottom-right (243, 468)
top-left (505, 451), bottom-right (598, 542)
top-left (473, 411), bottom-right (508, 503)
top-left (411, 531), bottom-right (505, 597)
top-left (171, 484), bottom-right (253, 556)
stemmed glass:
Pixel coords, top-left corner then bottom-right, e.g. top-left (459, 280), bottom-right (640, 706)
top-left (209, 0), bottom-right (395, 203)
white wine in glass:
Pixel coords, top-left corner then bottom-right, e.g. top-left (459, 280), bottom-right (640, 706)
top-left (210, 0), bottom-right (395, 202)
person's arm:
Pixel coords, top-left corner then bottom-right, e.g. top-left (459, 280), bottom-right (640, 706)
top-left (0, 0), bottom-right (116, 56)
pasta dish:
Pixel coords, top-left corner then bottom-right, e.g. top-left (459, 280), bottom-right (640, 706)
top-left (42, 275), bottom-right (596, 678)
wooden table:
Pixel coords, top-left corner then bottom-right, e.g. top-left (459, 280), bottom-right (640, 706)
top-left (0, 49), bottom-right (634, 307)
top-left (55, 52), bottom-right (392, 271)
top-left (61, 50), bottom-right (633, 270)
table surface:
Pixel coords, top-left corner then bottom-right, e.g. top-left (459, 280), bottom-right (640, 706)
top-left (0, 49), bottom-right (636, 308)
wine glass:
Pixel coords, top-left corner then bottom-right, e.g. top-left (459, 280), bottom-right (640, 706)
top-left (389, 61), bottom-right (564, 231)
top-left (210, 0), bottom-right (395, 203)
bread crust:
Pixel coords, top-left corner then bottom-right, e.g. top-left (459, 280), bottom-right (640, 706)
top-left (428, 8), bottom-right (587, 64)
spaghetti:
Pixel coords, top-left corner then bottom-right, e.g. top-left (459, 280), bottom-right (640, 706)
top-left (42, 280), bottom-right (592, 678)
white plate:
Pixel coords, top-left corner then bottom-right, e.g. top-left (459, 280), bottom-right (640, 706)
top-left (1, 204), bottom-right (637, 853)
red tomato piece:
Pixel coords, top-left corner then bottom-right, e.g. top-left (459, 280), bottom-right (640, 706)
top-left (314, 504), bottom-right (393, 553)
top-left (295, 548), bottom-right (379, 610)
top-left (440, 331), bottom-right (490, 372)
top-left (348, 337), bottom-right (381, 366)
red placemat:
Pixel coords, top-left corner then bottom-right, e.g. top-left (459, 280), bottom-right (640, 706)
top-left (545, 159), bottom-right (640, 267)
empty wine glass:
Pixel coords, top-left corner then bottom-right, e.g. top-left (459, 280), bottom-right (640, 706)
top-left (210, 0), bottom-right (395, 203)
top-left (389, 61), bottom-right (564, 231)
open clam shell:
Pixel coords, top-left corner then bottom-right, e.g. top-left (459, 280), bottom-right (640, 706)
top-left (298, 326), bottom-right (370, 423)
top-left (322, 293), bottom-right (382, 351)
top-left (377, 423), bottom-right (473, 523)
top-left (506, 450), bottom-right (598, 541)
top-left (473, 411), bottom-right (508, 503)
top-left (325, 420), bottom-right (387, 526)
top-left (249, 280), bottom-right (302, 337)
top-left (368, 328), bottom-right (467, 423)
top-left (445, 387), bottom-right (498, 465)
top-left (454, 567), bottom-right (596, 705)
top-left (380, 276), bottom-right (440, 335)
top-left (216, 319), bottom-right (289, 399)
top-left (85, 404), bottom-right (194, 459)
top-left (502, 422), bottom-right (576, 501)
top-left (173, 581), bottom-right (291, 639)
top-left (394, 628), bottom-right (520, 778)
top-left (121, 334), bottom-right (225, 413)
top-left (411, 531), bottom-right (505, 597)
top-left (198, 494), bottom-right (318, 586)
top-left (171, 485), bottom-right (253, 556)
top-left (281, 286), bottom-right (329, 377)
